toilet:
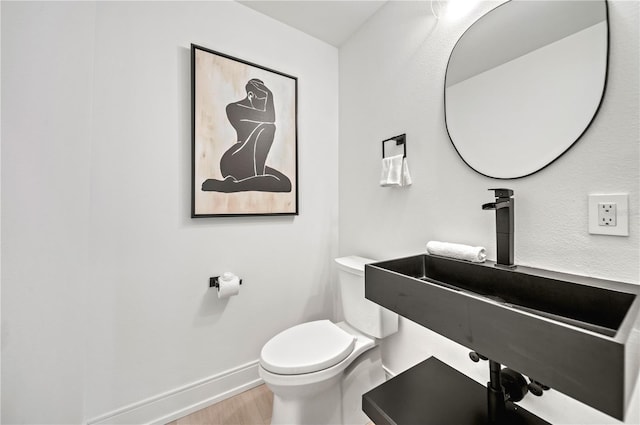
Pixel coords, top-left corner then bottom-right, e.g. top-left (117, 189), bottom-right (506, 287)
top-left (259, 256), bottom-right (399, 425)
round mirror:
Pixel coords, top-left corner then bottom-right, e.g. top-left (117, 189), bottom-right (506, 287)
top-left (444, 1), bottom-right (608, 179)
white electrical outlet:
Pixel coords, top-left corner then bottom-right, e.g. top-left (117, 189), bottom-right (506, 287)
top-left (598, 202), bottom-right (617, 226)
top-left (589, 194), bottom-right (628, 236)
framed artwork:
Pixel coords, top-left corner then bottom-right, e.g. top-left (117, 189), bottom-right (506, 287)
top-left (191, 44), bottom-right (298, 217)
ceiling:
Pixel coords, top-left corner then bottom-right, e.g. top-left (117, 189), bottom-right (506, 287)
top-left (238, 1), bottom-right (388, 47)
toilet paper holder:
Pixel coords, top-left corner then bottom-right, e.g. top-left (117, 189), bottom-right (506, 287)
top-left (209, 276), bottom-right (243, 288)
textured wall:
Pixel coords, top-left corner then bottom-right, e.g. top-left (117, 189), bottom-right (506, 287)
top-left (339, 1), bottom-right (639, 423)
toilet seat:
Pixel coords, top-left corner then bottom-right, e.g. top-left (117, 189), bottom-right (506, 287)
top-left (260, 320), bottom-right (356, 375)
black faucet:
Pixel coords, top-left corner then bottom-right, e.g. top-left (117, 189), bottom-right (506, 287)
top-left (482, 188), bottom-right (515, 268)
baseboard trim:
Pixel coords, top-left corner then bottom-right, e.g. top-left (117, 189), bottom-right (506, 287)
top-left (86, 360), bottom-right (263, 425)
top-left (382, 364), bottom-right (397, 380)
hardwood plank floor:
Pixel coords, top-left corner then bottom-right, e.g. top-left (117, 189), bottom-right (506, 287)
top-left (167, 383), bottom-right (374, 425)
top-left (168, 384), bottom-right (272, 425)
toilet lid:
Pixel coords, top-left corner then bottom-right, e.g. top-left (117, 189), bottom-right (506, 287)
top-left (260, 320), bottom-right (356, 375)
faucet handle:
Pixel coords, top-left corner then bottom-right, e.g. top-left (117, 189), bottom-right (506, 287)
top-left (488, 188), bottom-right (513, 198)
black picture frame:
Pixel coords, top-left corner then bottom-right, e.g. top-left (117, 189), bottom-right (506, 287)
top-left (191, 44), bottom-right (298, 217)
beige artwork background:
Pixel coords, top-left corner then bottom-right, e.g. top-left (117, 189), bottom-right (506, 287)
top-left (193, 48), bottom-right (297, 215)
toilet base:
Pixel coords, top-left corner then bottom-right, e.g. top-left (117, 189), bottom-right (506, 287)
top-left (266, 346), bottom-right (385, 425)
top-left (342, 344), bottom-right (386, 425)
top-left (270, 373), bottom-right (343, 425)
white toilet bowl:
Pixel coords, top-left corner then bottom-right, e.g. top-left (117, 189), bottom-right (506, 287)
top-left (259, 256), bottom-right (398, 425)
top-left (259, 320), bottom-right (386, 425)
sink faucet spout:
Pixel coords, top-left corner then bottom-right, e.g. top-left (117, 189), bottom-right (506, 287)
top-left (482, 202), bottom-right (497, 210)
top-left (482, 200), bottom-right (510, 210)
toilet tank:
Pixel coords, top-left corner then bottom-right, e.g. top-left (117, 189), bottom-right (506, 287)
top-left (335, 256), bottom-right (398, 338)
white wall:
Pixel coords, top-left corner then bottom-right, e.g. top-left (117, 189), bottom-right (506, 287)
top-left (1, 1), bottom-right (339, 423)
top-left (1, 2), bottom-right (96, 422)
top-left (1, 0), bottom-right (4, 412)
top-left (339, 1), bottom-right (639, 424)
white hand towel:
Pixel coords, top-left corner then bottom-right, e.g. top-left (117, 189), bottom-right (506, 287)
top-left (426, 241), bottom-right (486, 263)
top-left (380, 154), bottom-right (412, 187)
top-left (401, 157), bottom-right (412, 186)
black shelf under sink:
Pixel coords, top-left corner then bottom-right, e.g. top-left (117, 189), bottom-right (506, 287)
top-left (363, 357), bottom-right (550, 425)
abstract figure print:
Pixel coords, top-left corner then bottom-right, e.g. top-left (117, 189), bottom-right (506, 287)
top-left (192, 45), bottom-right (298, 217)
top-left (202, 78), bottom-right (292, 193)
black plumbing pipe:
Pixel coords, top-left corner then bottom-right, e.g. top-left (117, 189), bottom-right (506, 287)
top-left (487, 360), bottom-right (506, 424)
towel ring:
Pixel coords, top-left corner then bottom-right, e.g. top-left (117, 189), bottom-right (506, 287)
top-left (382, 134), bottom-right (406, 158)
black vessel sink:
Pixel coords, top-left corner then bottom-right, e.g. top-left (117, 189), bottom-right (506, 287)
top-left (365, 254), bottom-right (640, 420)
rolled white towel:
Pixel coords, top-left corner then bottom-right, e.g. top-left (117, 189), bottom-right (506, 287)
top-left (426, 241), bottom-right (486, 263)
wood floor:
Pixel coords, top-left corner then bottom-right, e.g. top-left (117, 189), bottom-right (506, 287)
top-left (167, 383), bottom-right (375, 425)
top-left (168, 384), bottom-right (273, 425)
